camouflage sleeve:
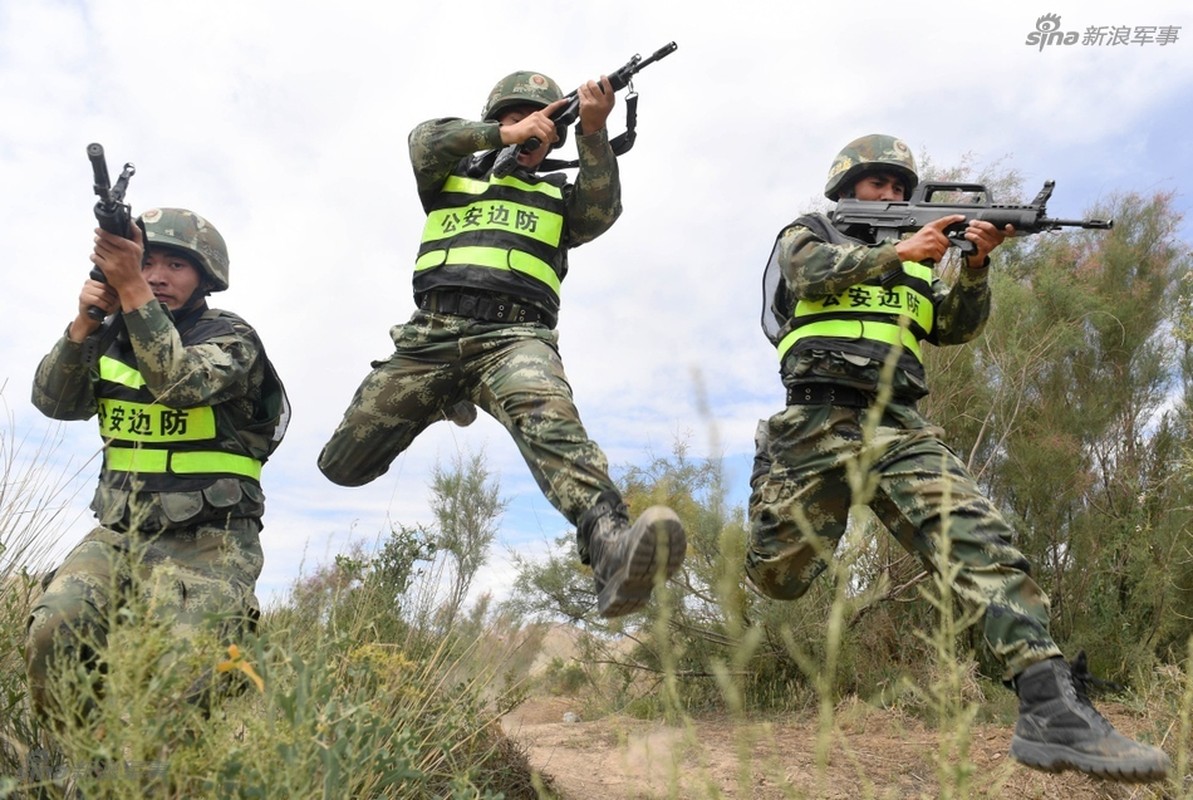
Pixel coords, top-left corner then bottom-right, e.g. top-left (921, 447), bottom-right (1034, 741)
top-left (31, 333), bottom-right (97, 421)
top-left (782, 222), bottom-right (991, 344)
top-left (408, 117), bottom-right (504, 194)
top-left (565, 127), bottom-right (622, 246)
top-left (778, 225), bottom-right (903, 298)
top-left (928, 265), bottom-right (991, 345)
top-left (123, 301), bottom-right (262, 408)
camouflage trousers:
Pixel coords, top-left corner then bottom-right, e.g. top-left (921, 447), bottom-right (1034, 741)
top-left (746, 401), bottom-right (1062, 679)
top-left (25, 517), bottom-right (263, 724)
top-left (318, 311), bottom-right (617, 524)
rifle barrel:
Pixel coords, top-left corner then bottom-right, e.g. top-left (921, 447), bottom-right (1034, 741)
top-left (639, 41), bottom-right (678, 69)
top-left (1048, 217), bottom-right (1114, 230)
top-left (88, 142), bottom-right (111, 197)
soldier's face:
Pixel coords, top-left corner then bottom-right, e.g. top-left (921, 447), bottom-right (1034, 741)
top-left (499, 105), bottom-right (551, 169)
top-left (142, 247), bottom-right (202, 310)
top-left (852, 172), bottom-right (907, 202)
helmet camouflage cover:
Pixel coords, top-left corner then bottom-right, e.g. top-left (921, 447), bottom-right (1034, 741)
top-left (138, 207), bottom-right (230, 292)
top-left (482, 71), bottom-right (564, 120)
top-left (824, 134), bottom-right (919, 201)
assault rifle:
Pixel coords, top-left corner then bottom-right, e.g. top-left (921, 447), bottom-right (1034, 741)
top-left (86, 143), bottom-right (136, 321)
top-left (491, 41), bottom-right (678, 179)
top-left (830, 180), bottom-right (1113, 256)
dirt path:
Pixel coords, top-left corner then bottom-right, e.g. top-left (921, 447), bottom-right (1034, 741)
top-left (501, 695), bottom-right (1165, 799)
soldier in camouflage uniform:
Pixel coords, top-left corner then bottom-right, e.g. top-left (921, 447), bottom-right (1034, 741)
top-left (27, 208), bottom-right (288, 726)
top-left (318, 70), bottom-right (685, 618)
top-left (748, 134), bottom-right (1170, 782)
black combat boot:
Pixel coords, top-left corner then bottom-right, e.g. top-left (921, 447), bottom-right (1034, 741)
top-left (576, 491), bottom-right (686, 618)
top-left (1010, 651), bottom-right (1170, 782)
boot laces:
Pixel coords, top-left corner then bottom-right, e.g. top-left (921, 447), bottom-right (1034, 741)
top-left (1068, 650), bottom-right (1123, 724)
top-left (1070, 651), bottom-right (1124, 698)
top-left (589, 497), bottom-right (629, 566)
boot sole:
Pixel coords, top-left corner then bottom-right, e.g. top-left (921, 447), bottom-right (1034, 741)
top-left (597, 507), bottom-right (686, 618)
top-left (1010, 736), bottom-right (1170, 783)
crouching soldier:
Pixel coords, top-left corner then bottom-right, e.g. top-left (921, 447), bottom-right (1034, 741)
top-left (27, 207), bottom-right (288, 727)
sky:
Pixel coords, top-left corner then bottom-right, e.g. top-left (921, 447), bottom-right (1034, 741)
top-left (2, 0), bottom-right (1191, 609)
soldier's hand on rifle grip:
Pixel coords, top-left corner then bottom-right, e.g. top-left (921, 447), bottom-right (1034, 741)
top-left (577, 76), bottom-right (615, 135)
top-left (895, 215), bottom-right (964, 264)
top-left (85, 268), bottom-right (109, 321)
top-left (70, 275), bottom-right (119, 343)
top-left (962, 220), bottom-right (1014, 268)
top-left (90, 223), bottom-right (148, 311)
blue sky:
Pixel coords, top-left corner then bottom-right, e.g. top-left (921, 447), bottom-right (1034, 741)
top-left (2, 0), bottom-right (1191, 607)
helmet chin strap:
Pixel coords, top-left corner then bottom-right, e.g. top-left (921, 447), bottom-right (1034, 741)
top-left (175, 284), bottom-right (212, 315)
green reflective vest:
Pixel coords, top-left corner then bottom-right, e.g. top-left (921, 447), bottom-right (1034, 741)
top-left (762, 213), bottom-right (937, 386)
top-left (94, 308), bottom-right (283, 492)
top-left (776, 260), bottom-right (936, 364)
top-left (414, 169), bottom-right (569, 316)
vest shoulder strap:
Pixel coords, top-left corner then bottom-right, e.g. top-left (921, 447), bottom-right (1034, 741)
top-left (201, 308), bottom-right (290, 459)
top-left (789, 212), bottom-right (864, 246)
top-left (761, 213), bottom-right (853, 346)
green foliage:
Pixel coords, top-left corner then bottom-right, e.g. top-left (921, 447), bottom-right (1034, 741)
top-left (0, 534), bottom-right (546, 799)
top-left (931, 189), bottom-right (1193, 676)
top-left (0, 442), bottom-right (548, 799)
top-left (0, 406), bottom-right (93, 787)
top-left (541, 656), bottom-right (587, 696)
top-left (505, 439), bottom-right (827, 713)
top-left (429, 448), bottom-right (508, 629)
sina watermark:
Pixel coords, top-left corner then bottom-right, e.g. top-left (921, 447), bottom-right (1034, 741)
top-left (1025, 13), bottom-right (1181, 50)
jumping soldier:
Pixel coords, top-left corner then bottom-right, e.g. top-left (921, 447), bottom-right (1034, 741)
top-left (318, 70), bottom-right (686, 617)
top-left (27, 208), bottom-right (288, 726)
top-left (747, 134), bottom-right (1170, 782)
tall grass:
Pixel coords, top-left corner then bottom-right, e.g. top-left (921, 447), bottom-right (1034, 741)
top-left (1, 544), bottom-right (552, 798)
top-left (1, 395), bottom-right (99, 796)
top-left (0, 415), bottom-right (551, 799)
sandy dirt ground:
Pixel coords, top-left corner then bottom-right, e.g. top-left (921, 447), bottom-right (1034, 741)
top-left (501, 694), bottom-right (1179, 800)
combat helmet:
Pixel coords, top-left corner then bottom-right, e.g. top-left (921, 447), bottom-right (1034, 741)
top-left (824, 134), bottom-right (918, 201)
top-left (138, 208), bottom-right (230, 292)
top-left (482, 71), bottom-right (567, 147)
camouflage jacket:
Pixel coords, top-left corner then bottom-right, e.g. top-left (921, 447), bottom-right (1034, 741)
top-left (409, 117), bottom-right (622, 247)
top-left (773, 213), bottom-right (991, 400)
top-left (32, 300), bottom-right (283, 532)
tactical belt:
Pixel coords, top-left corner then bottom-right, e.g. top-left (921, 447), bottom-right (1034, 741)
top-left (786, 384), bottom-right (873, 408)
top-left (786, 384), bottom-right (919, 410)
top-left (418, 291), bottom-right (556, 330)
